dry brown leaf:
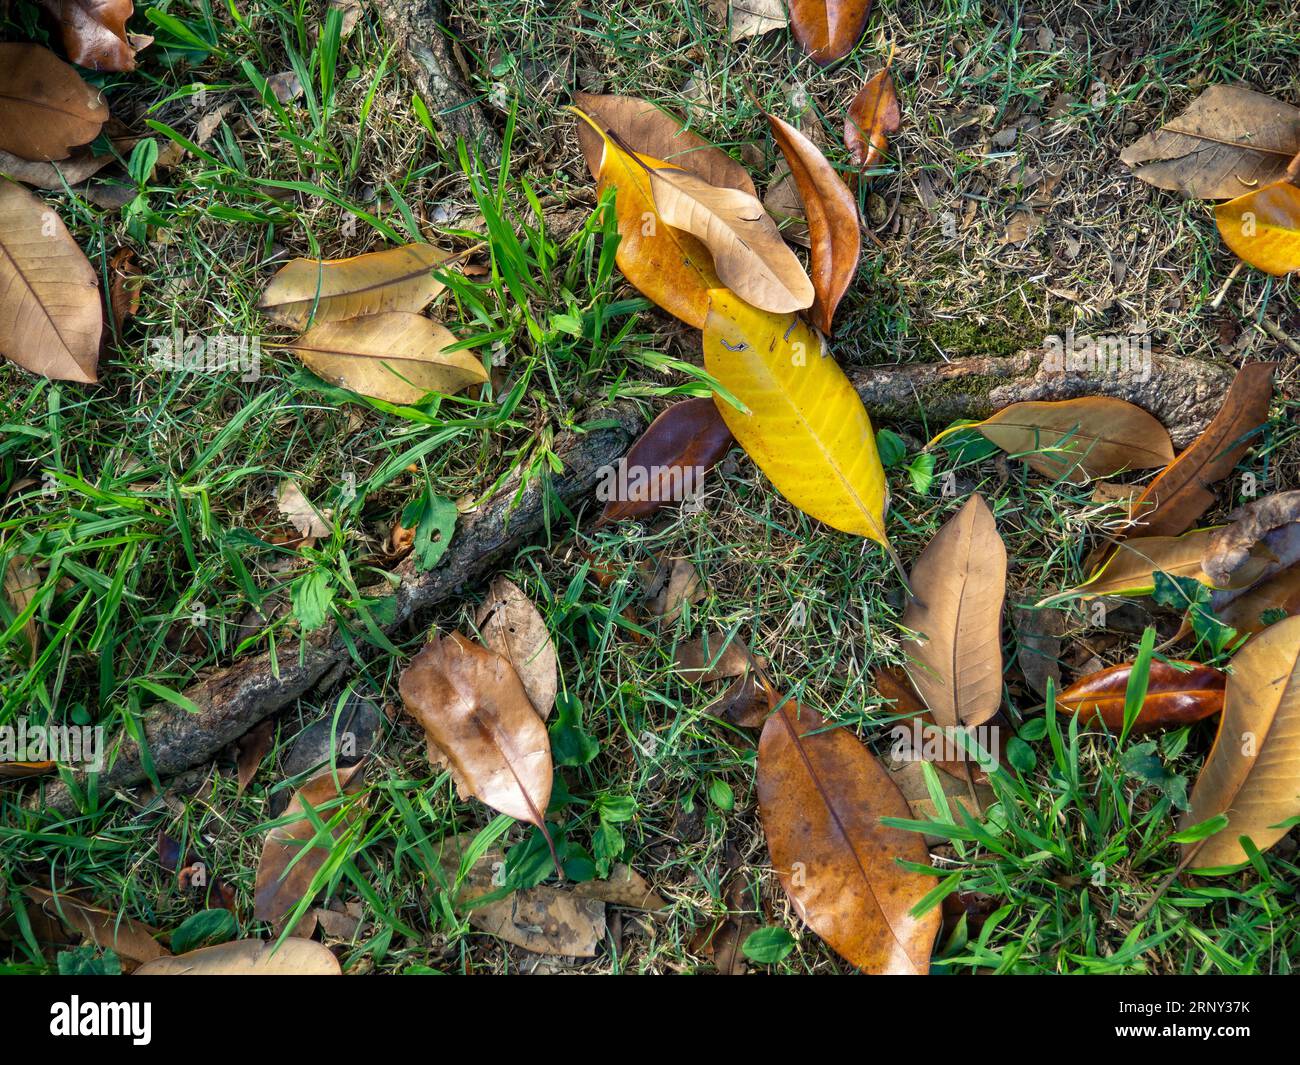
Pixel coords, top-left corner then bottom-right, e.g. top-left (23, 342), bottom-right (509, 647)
top-left (572, 865), bottom-right (668, 911)
top-left (475, 576), bottom-right (559, 720)
top-left (0, 44), bottom-right (108, 161)
top-left (887, 760), bottom-right (994, 845)
top-left (763, 165), bottom-right (812, 246)
top-left (276, 479), bottom-right (331, 542)
top-left (845, 66), bottom-right (901, 170)
top-left (901, 494), bottom-right (1006, 728)
top-left (1203, 491), bottom-right (1300, 587)
top-left (258, 243), bottom-right (451, 330)
top-left (0, 146), bottom-right (116, 188)
top-left (43, 0), bottom-right (149, 72)
top-left (710, 0), bottom-right (788, 40)
top-left (236, 719), bottom-right (275, 794)
top-left (280, 311), bottom-right (487, 405)
top-left (788, 0), bottom-right (873, 64)
top-left (24, 887), bottom-right (169, 965)
top-left (133, 938), bottom-right (341, 975)
top-left (108, 246), bottom-right (143, 332)
top-left (1216, 562), bottom-right (1300, 638)
top-left (640, 555), bottom-right (705, 623)
top-left (3, 556), bottom-right (41, 664)
top-left (0, 181), bottom-right (101, 382)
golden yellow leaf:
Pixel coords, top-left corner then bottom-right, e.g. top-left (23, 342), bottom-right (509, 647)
top-left (1215, 179), bottom-right (1300, 276)
top-left (702, 288), bottom-right (890, 549)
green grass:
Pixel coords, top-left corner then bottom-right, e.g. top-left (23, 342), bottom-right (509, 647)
top-left (2, 0), bottom-right (1300, 974)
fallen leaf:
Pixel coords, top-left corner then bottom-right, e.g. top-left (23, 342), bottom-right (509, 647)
top-left (598, 397), bottom-right (733, 523)
top-left (1215, 178), bottom-right (1300, 275)
top-left (400, 634), bottom-right (556, 858)
top-left (640, 555), bottom-right (705, 623)
top-left (1215, 562), bottom-right (1300, 638)
top-left (756, 699), bottom-right (939, 972)
top-left (901, 494), bottom-right (1006, 728)
top-left (0, 146), bottom-right (116, 187)
top-left (573, 92), bottom-right (757, 196)
top-left (711, 0), bottom-right (788, 40)
top-left (43, 0), bottom-right (146, 73)
top-left (887, 761), bottom-right (994, 845)
top-left (329, 0), bottom-right (362, 37)
top-left (475, 576), bottom-right (559, 720)
top-left (258, 243), bottom-right (451, 330)
top-left (1120, 85), bottom-right (1300, 200)
top-left (1013, 606), bottom-right (1065, 698)
top-left (873, 666), bottom-right (1001, 783)
top-left (157, 831), bottom-right (238, 914)
top-left (1126, 363), bottom-right (1275, 539)
top-left (3, 556), bottom-right (41, 663)
top-left (675, 629), bottom-right (775, 727)
top-left (108, 246), bottom-right (143, 332)
top-left (0, 181), bottom-right (101, 382)
top-left (1056, 660), bottom-right (1226, 734)
top-left (763, 165), bottom-right (811, 246)
top-left (765, 110), bottom-right (860, 333)
top-left (788, 0), bottom-right (873, 64)
top-left (267, 70), bottom-right (303, 104)
top-left (133, 938), bottom-right (341, 974)
top-left (572, 865), bottom-right (668, 911)
top-left (931, 398), bottom-right (1175, 483)
top-left (253, 763), bottom-right (366, 924)
top-left (280, 311), bottom-right (487, 404)
top-left (276, 479), bottom-right (331, 542)
top-left (236, 719), bottom-right (275, 794)
top-left (845, 67), bottom-right (900, 170)
top-left (24, 887), bottom-right (169, 965)
top-left (193, 101), bottom-right (236, 146)
top-left (1203, 490), bottom-right (1300, 587)
top-left (703, 288), bottom-right (891, 548)
top-left (646, 163), bottom-right (815, 313)
top-left (1180, 614), bottom-right (1300, 868)
top-left (0, 44), bottom-right (108, 161)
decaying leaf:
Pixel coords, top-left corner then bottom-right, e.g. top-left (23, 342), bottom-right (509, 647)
top-left (157, 830), bottom-right (238, 914)
top-left (1181, 614), bottom-right (1300, 868)
top-left (1215, 562), bottom-right (1300, 638)
top-left (1215, 179), bottom-right (1300, 276)
top-left (901, 495), bottom-right (1006, 728)
top-left (400, 634), bottom-right (556, 854)
top-left (3, 556), bottom-right (41, 664)
top-left (703, 288), bottom-right (891, 548)
top-left (43, 0), bottom-right (148, 73)
top-left (1120, 85), bottom-right (1300, 201)
top-left (108, 246), bottom-right (143, 332)
top-left (24, 887), bottom-right (169, 965)
top-left (1056, 660), bottom-right (1226, 734)
top-left (0, 180), bottom-right (102, 383)
top-left (572, 864), bottom-right (669, 911)
top-left (710, 0), bottom-right (788, 41)
top-left (599, 397), bottom-right (733, 523)
top-left (236, 719), bottom-right (275, 794)
top-left (763, 164), bottom-right (811, 246)
top-left (873, 666), bottom-right (1002, 783)
top-left (133, 938), bottom-right (341, 975)
top-left (573, 92), bottom-right (757, 196)
top-left (0, 146), bottom-right (116, 188)
top-left (765, 110), bottom-right (860, 333)
top-left (757, 699), bottom-right (939, 972)
top-left (475, 576), bottom-right (559, 720)
top-left (1203, 490), bottom-right (1300, 588)
top-left (276, 479), bottom-right (331, 542)
top-left (887, 760), bottom-right (994, 845)
top-left (0, 44), bottom-right (108, 161)
top-left (281, 311), bottom-right (487, 405)
top-left (258, 243), bottom-right (451, 330)
top-left (1125, 363), bottom-right (1275, 540)
top-left (932, 398), bottom-right (1175, 483)
top-left (253, 763), bottom-right (366, 924)
top-left (845, 66), bottom-right (900, 170)
top-left (1013, 606), bottom-right (1066, 698)
top-left (675, 629), bottom-right (775, 727)
top-left (788, 0), bottom-right (873, 64)
top-left (640, 555), bottom-right (706, 623)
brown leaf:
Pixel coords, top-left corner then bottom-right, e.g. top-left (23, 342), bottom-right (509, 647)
top-left (399, 633), bottom-right (555, 843)
top-left (108, 246), bottom-right (143, 332)
top-left (788, 0), bottom-right (873, 64)
top-left (43, 0), bottom-right (147, 73)
top-left (1180, 615), bottom-right (1300, 868)
top-left (475, 576), bottom-right (559, 720)
top-left (1056, 660), bottom-right (1226, 734)
top-left (1215, 562), bottom-right (1300, 638)
top-left (1126, 363), bottom-right (1275, 539)
top-left (0, 146), bottom-right (116, 188)
top-left (598, 397), bottom-right (733, 523)
top-left (901, 494), bottom-right (1006, 728)
top-left (675, 629), bottom-right (775, 727)
top-left (0, 181), bottom-right (101, 382)
top-left (253, 762), bottom-right (366, 923)
top-left (640, 555), bottom-right (705, 623)
top-left (276, 479), bottom-right (330, 542)
top-left (872, 667), bottom-right (1000, 784)
top-left (0, 44), bottom-right (108, 161)
top-left (757, 700), bottom-right (940, 972)
top-left (133, 938), bottom-right (341, 975)
top-left (845, 67), bottom-right (900, 170)
top-left (24, 887), bottom-right (169, 965)
top-left (3, 556), bottom-right (41, 664)
top-left (887, 761), bottom-right (994, 846)
top-left (763, 165), bottom-right (811, 247)
top-left (573, 92), bottom-right (757, 197)
top-left (1014, 606), bottom-right (1065, 698)
top-left (236, 719), bottom-right (275, 794)
top-left (157, 831), bottom-right (237, 914)
top-left (572, 865), bottom-right (668, 911)
top-left (713, 0), bottom-right (788, 40)
top-left (1120, 85), bottom-right (1300, 201)
top-left (765, 111), bottom-right (860, 334)
top-left (1203, 490), bottom-right (1300, 587)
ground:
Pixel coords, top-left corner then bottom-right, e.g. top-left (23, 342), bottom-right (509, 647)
top-left (1, 0), bottom-right (1299, 974)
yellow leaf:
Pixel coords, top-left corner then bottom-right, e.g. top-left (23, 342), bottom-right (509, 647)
top-left (1215, 179), bottom-right (1300, 276)
top-left (702, 288), bottom-right (891, 550)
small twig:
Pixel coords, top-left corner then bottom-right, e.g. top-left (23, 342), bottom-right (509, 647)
top-left (1209, 261), bottom-right (1243, 309)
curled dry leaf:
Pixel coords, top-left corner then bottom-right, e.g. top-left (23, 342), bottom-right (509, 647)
top-left (1203, 490), bottom-right (1300, 588)
top-left (675, 629), bottom-right (775, 728)
top-left (0, 181), bottom-right (102, 383)
top-left (788, 0), bottom-right (873, 64)
top-left (253, 763), bottom-right (366, 924)
top-left (1215, 563), bottom-right (1300, 638)
top-left (573, 108), bottom-right (720, 328)
top-left (757, 699), bottom-right (939, 973)
top-left (901, 495), bottom-right (1006, 728)
top-left (0, 44), bottom-right (108, 161)
top-left (763, 165), bottom-right (811, 247)
top-left (1125, 363), bottom-right (1275, 540)
top-left (24, 887), bottom-right (169, 965)
top-left (281, 311), bottom-right (487, 405)
top-left (931, 397), bottom-right (1174, 484)
top-left (1215, 179), bottom-right (1300, 276)
top-left (765, 111), bottom-right (860, 334)
top-left (646, 163), bottom-right (814, 313)
top-left (399, 633), bottom-right (556, 855)
top-left (639, 554), bottom-right (705, 623)
top-left (475, 576), bottom-right (559, 720)
top-left (276, 479), bottom-right (331, 542)
top-left (258, 243), bottom-right (451, 330)
top-left (598, 397), bottom-right (733, 524)
top-left (134, 938), bottom-right (341, 975)
top-left (1119, 85), bottom-right (1300, 201)
top-left (572, 864), bottom-right (668, 911)
top-left (573, 92), bottom-right (757, 196)
top-left (43, 0), bottom-right (148, 72)
top-left (703, 288), bottom-right (891, 548)
top-left (1056, 660), bottom-right (1226, 734)
top-left (845, 67), bottom-right (901, 170)
top-left (108, 247), bottom-right (143, 332)
top-left (1181, 614), bottom-right (1300, 868)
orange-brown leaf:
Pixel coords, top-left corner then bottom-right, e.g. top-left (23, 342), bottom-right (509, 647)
top-left (845, 68), bottom-right (900, 170)
top-left (43, 0), bottom-right (145, 73)
top-left (1056, 660), bottom-right (1226, 734)
top-left (0, 44), bottom-right (108, 161)
top-left (789, 0), bottom-right (873, 65)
